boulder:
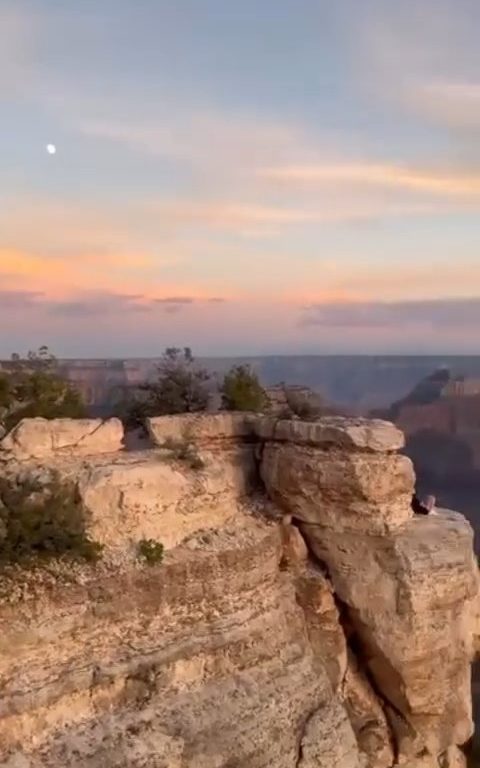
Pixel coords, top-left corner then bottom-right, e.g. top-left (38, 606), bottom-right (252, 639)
top-left (255, 416), bottom-right (405, 452)
top-left (343, 652), bottom-right (394, 768)
top-left (262, 442), bottom-right (415, 533)
top-left (0, 413), bottom-right (477, 767)
top-left (300, 515), bottom-right (476, 758)
top-left (260, 421), bottom-right (479, 764)
top-left (0, 418), bottom-right (124, 460)
top-left (280, 520), bottom-right (309, 569)
top-left (298, 699), bottom-right (362, 768)
top-left (146, 412), bottom-right (257, 447)
top-left (295, 566), bottom-right (347, 691)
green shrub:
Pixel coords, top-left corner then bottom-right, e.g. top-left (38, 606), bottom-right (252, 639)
top-left (125, 347), bottom-right (210, 427)
top-left (0, 473), bottom-right (103, 566)
top-left (137, 538), bottom-right (164, 566)
top-left (221, 365), bottom-right (266, 412)
top-left (0, 346), bottom-right (86, 433)
top-left (163, 437), bottom-right (205, 470)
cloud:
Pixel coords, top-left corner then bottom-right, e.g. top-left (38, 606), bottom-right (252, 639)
top-left (408, 80), bottom-right (480, 132)
top-left (153, 296), bottom-right (227, 313)
top-left (83, 115), bottom-right (455, 225)
top-left (147, 195), bottom-right (446, 237)
top-left (259, 162), bottom-right (480, 199)
top-left (49, 293), bottom-right (151, 317)
top-left (354, 0), bottom-right (480, 142)
top-left (150, 201), bottom-right (324, 236)
top-left (153, 296), bottom-right (195, 314)
top-left (301, 297), bottom-right (480, 329)
top-left (154, 296), bottom-right (195, 305)
top-left (0, 203), bottom-right (158, 267)
top-left (0, 289), bottom-right (44, 308)
top-left (0, 5), bottom-right (38, 95)
top-left (48, 294), bottom-right (228, 319)
top-left (79, 111), bottom-right (307, 170)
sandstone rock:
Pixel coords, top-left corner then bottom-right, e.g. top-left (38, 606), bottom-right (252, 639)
top-left (0, 418), bottom-right (123, 460)
top-left (3, 445), bottom-right (257, 558)
top-left (262, 442), bottom-right (415, 533)
top-left (280, 521), bottom-right (309, 569)
top-left (472, 578), bottom-right (480, 655)
top-left (146, 412), bottom-right (256, 447)
top-left (397, 747), bottom-right (467, 768)
top-left (0, 413), bottom-right (476, 768)
top-left (343, 651), bottom-right (394, 768)
top-left (0, 515), bottom-right (344, 768)
top-left (295, 566), bottom-right (347, 691)
top-left (439, 746), bottom-right (467, 767)
top-left (255, 416), bottom-right (405, 452)
top-left (301, 512), bottom-right (477, 759)
top-left (298, 699), bottom-right (362, 767)
top-left (260, 421), bottom-right (478, 765)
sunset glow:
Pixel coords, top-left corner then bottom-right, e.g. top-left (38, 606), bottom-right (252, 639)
top-left (2, 0), bottom-right (480, 354)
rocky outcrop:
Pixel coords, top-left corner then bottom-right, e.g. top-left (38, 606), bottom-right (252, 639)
top-left (255, 416), bottom-right (405, 453)
top-left (377, 370), bottom-right (480, 499)
top-left (260, 418), bottom-right (478, 766)
top-left (146, 412), bottom-right (257, 447)
top-left (0, 414), bottom-right (477, 768)
top-left (0, 417), bottom-right (123, 460)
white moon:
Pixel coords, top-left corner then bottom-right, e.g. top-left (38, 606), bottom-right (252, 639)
top-left (46, 144), bottom-right (57, 155)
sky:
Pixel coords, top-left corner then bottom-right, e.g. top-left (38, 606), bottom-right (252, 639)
top-left (2, 0), bottom-right (480, 356)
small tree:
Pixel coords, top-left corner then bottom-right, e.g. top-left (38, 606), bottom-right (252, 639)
top-left (126, 347), bottom-right (210, 426)
top-left (221, 365), bottom-right (267, 412)
top-left (0, 347), bottom-right (86, 433)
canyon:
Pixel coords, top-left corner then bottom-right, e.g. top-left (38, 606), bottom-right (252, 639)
top-left (3, 356), bottom-right (479, 415)
top-left (376, 370), bottom-right (480, 525)
top-left (0, 413), bottom-right (478, 767)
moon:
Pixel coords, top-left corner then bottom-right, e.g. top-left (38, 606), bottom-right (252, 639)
top-left (46, 144), bottom-right (57, 155)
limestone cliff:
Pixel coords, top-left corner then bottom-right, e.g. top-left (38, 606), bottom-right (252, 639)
top-left (377, 370), bottom-right (480, 497)
top-left (0, 413), bottom-right (477, 768)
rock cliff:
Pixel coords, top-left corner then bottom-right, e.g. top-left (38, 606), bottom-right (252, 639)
top-left (0, 414), bottom-right (477, 768)
top-left (376, 370), bottom-right (480, 503)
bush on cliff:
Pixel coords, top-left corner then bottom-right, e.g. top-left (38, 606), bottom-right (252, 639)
top-left (137, 538), bottom-right (164, 565)
top-left (0, 472), bottom-right (103, 565)
top-left (125, 347), bottom-right (210, 427)
top-left (162, 436), bottom-right (205, 470)
top-left (221, 365), bottom-right (266, 412)
top-left (0, 346), bottom-right (86, 434)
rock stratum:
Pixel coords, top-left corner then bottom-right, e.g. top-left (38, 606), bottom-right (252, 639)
top-left (0, 414), bottom-right (478, 768)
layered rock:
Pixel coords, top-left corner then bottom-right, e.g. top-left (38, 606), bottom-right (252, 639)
top-left (260, 418), bottom-right (478, 766)
top-left (0, 417), bottom-right (123, 461)
top-left (146, 412), bottom-right (257, 447)
top-left (0, 517), bottom-right (345, 767)
top-left (0, 414), bottom-right (477, 768)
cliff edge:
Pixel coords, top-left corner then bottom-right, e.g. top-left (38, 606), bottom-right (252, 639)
top-left (0, 414), bottom-right (477, 768)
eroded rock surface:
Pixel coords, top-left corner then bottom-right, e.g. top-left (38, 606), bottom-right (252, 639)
top-left (0, 417), bottom-right (123, 460)
top-left (255, 416), bottom-right (405, 453)
top-left (0, 414), bottom-right (477, 768)
top-left (261, 416), bottom-right (478, 766)
top-left (147, 412), bottom-right (257, 447)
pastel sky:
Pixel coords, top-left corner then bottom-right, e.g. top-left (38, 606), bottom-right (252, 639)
top-left (2, 0), bottom-right (480, 355)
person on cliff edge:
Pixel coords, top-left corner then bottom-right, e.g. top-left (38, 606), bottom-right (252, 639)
top-left (411, 494), bottom-right (436, 515)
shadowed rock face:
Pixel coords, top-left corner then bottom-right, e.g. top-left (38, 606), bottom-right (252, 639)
top-left (0, 414), bottom-right (477, 768)
top-left (378, 373), bottom-right (480, 525)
